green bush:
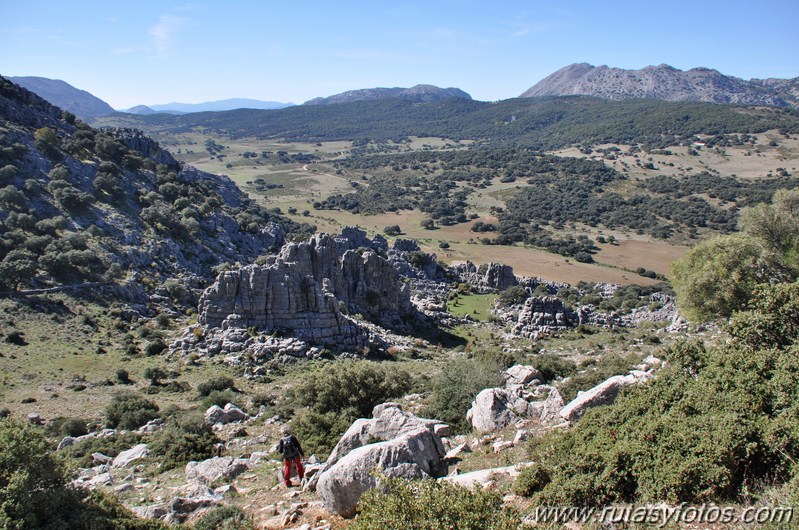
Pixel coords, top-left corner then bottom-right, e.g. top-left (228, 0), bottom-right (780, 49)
top-left (496, 285), bottom-right (529, 307)
top-left (200, 390), bottom-right (240, 410)
top-left (149, 412), bottom-right (219, 470)
top-left (197, 376), bottom-right (236, 397)
top-left (351, 476), bottom-right (520, 529)
top-left (284, 360), bottom-right (414, 457)
top-left (422, 356), bottom-right (504, 432)
top-left (192, 505), bottom-right (254, 530)
top-left (0, 419), bottom-right (164, 529)
top-left (516, 281), bottom-right (799, 506)
top-left (44, 416), bottom-right (88, 438)
top-left (530, 354), bottom-right (577, 383)
top-left (105, 392), bottom-right (159, 430)
top-left (287, 360), bottom-right (413, 418)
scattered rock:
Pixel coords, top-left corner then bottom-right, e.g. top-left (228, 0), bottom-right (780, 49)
top-left (26, 413), bottom-right (43, 425)
top-left (131, 505), bottom-right (167, 520)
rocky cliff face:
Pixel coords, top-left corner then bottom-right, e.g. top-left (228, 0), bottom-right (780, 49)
top-left (195, 228), bottom-right (414, 349)
top-left (452, 261), bottom-right (518, 293)
top-left (521, 63), bottom-right (799, 108)
top-left (304, 84), bottom-right (471, 105)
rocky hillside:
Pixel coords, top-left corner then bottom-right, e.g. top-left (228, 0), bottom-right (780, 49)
top-left (9, 76), bottom-right (117, 118)
top-left (0, 76), bottom-right (311, 300)
top-left (304, 84), bottom-right (471, 105)
top-left (521, 63), bottom-right (799, 107)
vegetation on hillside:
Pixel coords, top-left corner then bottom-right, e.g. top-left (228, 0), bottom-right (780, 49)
top-left (0, 76), bottom-right (313, 293)
top-left (123, 96), bottom-right (799, 149)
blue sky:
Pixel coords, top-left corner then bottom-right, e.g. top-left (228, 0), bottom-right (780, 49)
top-left (1, 0), bottom-right (797, 109)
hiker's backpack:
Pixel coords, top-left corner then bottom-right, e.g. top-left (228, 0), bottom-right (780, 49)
top-left (281, 435), bottom-right (299, 460)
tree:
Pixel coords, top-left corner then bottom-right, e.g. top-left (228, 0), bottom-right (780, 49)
top-left (34, 127), bottom-right (59, 158)
top-left (421, 218), bottom-right (435, 230)
top-left (0, 249), bottom-right (37, 290)
top-left (383, 224), bottom-right (401, 236)
top-left (670, 235), bottom-right (767, 321)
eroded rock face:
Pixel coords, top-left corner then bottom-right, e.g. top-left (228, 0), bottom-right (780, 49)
top-left (467, 384), bottom-right (564, 433)
top-left (453, 261), bottom-right (518, 293)
top-left (316, 428), bottom-right (447, 517)
top-left (195, 230), bottom-right (413, 348)
top-left (512, 296), bottom-right (574, 339)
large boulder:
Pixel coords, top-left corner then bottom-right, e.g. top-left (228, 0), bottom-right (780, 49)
top-left (185, 456), bottom-right (249, 484)
top-left (316, 428), bottom-right (447, 517)
top-left (504, 365), bottom-right (543, 387)
top-left (467, 385), bottom-right (564, 433)
top-left (325, 403), bottom-right (448, 468)
top-left (111, 443), bottom-right (149, 468)
top-left (204, 403), bottom-right (250, 425)
top-left (559, 374), bottom-right (638, 422)
top-left (467, 387), bottom-right (532, 433)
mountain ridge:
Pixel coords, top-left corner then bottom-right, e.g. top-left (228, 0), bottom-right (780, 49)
top-left (9, 76), bottom-right (117, 118)
top-left (304, 84), bottom-right (472, 105)
top-left (521, 63), bottom-right (799, 108)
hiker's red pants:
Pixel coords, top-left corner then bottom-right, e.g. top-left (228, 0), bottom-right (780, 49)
top-left (283, 456), bottom-right (304, 485)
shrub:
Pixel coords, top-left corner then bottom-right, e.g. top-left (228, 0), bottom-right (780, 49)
top-left (44, 416), bottom-right (88, 438)
top-left (149, 412), bottom-right (219, 470)
top-left (496, 285), bottom-right (529, 307)
top-left (531, 354), bottom-right (577, 383)
top-left (197, 376), bottom-right (236, 397)
top-left (105, 392), bottom-right (159, 430)
top-left (351, 476), bottom-right (520, 529)
top-left (284, 361), bottom-right (414, 457)
top-left (200, 390), bottom-right (240, 410)
top-left (193, 505), bottom-right (254, 530)
top-left (516, 282), bottom-right (799, 506)
top-left (0, 418), bottom-right (75, 529)
top-left (383, 225), bottom-right (401, 236)
top-left (422, 356), bottom-right (504, 432)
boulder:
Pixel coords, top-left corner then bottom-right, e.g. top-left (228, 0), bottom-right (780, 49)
top-left (57, 436), bottom-right (77, 451)
top-left (185, 456), bottom-right (249, 484)
top-left (467, 387), bottom-right (532, 433)
top-left (131, 505), bottom-right (167, 520)
top-left (439, 464), bottom-right (529, 489)
top-left (527, 386), bottom-right (565, 424)
top-left (316, 428), bottom-right (447, 517)
top-left (111, 443), bottom-right (149, 468)
top-left (504, 365), bottom-right (543, 387)
top-left (325, 403), bottom-right (448, 469)
top-left (166, 496), bottom-right (220, 524)
top-left (204, 403), bottom-right (250, 425)
top-left (559, 374), bottom-right (638, 422)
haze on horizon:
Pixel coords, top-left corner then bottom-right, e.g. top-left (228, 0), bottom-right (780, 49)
top-left (1, 0), bottom-right (797, 109)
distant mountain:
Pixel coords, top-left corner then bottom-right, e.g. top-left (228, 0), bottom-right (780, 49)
top-left (126, 104), bottom-right (159, 115)
top-left (9, 76), bottom-right (116, 118)
top-left (304, 84), bottom-right (471, 105)
top-left (147, 98), bottom-right (293, 113)
top-left (521, 63), bottom-right (799, 108)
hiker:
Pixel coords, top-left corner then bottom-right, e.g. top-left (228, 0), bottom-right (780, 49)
top-left (277, 425), bottom-right (305, 487)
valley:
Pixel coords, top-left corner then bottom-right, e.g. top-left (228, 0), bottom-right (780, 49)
top-left (3, 72), bottom-right (799, 530)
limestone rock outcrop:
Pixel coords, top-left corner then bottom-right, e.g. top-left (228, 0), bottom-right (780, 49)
top-left (512, 296), bottom-right (574, 339)
top-left (184, 228), bottom-right (415, 357)
top-left (452, 261), bottom-right (518, 293)
top-left (467, 383), bottom-right (564, 433)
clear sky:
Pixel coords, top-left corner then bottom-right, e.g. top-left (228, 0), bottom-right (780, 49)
top-left (1, 0), bottom-right (797, 109)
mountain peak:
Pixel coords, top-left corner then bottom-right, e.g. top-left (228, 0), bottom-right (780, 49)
top-left (304, 84), bottom-right (471, 106)
top-left (520, 64), bottom-right (798, 107)
top-left (9, 76), bottom-right (116, 118)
